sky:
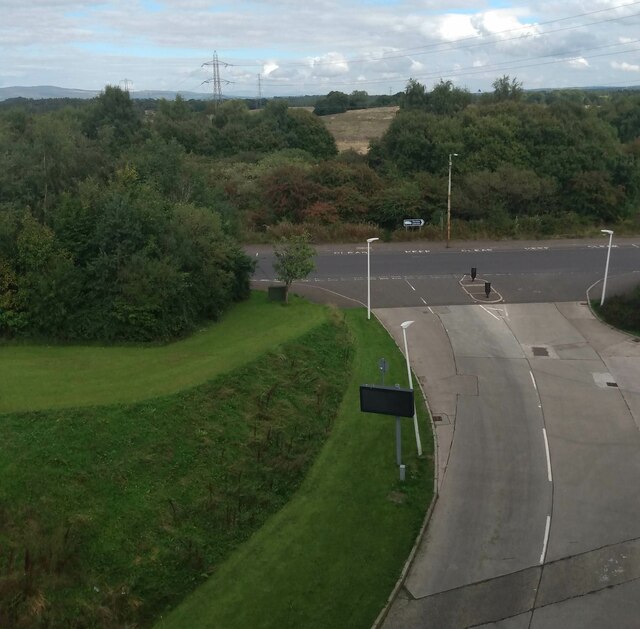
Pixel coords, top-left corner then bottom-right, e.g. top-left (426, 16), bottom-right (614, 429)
top-left (2, 0), bottom-right (640, 97)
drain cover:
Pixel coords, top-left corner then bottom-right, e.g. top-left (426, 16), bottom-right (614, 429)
top-left (532, 346), bottom-right (549, 357)
top-left (607, 382), bottom-right (619, 388)
top-left (433, 415), bottom-right (443, 422)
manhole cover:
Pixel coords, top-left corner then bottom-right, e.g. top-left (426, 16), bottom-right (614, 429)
top-left (532, 346), bottom-right (549, 357)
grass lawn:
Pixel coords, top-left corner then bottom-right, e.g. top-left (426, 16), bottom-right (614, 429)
top-left (0, 305), bottom-right (350, 628)
top-left (1, 294), bottom-right (434, 628)
top-left (157, 308), bottom-right (434, 629)
top-left (0, 292), bottom-right (326, 413)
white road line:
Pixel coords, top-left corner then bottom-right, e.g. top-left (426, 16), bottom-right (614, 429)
top-left (406, 279), bottom-right (416, 291)
top-left (540, 515), bottom-right (551, 564)
top-left (542, 428), bottom-right (553, 483)
top-left (542, 428), bottom-right (552, 482)
top-left (479, 305), bottom-right (501, 320)
top-left (428, 306), bottom-right (434, 314)
top-left (530, 370), bottom-right (538, 390)
top-left (420, 297), bottom-right (427, 305)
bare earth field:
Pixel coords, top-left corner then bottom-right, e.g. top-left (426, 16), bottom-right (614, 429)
top-left (320, 106), bottom-right (399, 153)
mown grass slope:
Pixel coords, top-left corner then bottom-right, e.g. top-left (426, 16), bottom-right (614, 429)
top-left (0, 292), bottom-right (326, 413)
top-left (157, 308), bottom-right (433, 629)
top-left (0, 298), bottom-right (348, 627)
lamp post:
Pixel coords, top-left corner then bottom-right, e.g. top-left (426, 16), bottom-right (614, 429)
top-left (600, 229), bottom-right (614, 307)
top-left (446, 153), bottom-right (458, 249)
top-left (367, 237), bottom-right (379, 320)
top-left (401, 320), bottom-right (422, 456)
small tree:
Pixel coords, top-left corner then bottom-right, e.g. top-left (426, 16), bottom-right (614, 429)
top-left (273, 233), bottom-right (316, 303)
top-left (492, 75), bottom-right (523, 102)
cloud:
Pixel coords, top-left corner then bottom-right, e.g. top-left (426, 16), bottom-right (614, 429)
top-left (263, 62), bottom-right (280, 77)
top-left (2, 0), bottom-right (640, 94)
top-left (568, 57), bottom-right (589, 68)
top-left (611, 61), bottom-right (640, 72)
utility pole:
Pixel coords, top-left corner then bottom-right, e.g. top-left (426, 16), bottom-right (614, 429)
top-left (202, 51), bottom-right (225, 107)
top-left (256, 73), bottom-right (262, 110)
top-left (446, 153), bottom-right (458, 249)
top-left (120, 78), bottom-right (133, 93)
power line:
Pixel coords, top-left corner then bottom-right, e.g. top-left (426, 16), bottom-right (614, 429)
top-left (219, 0), bottom-right (640, 70)
top-left (173, 2), bottom-right (640, 97)
top-left (240, 42), bottom-right (640, 91)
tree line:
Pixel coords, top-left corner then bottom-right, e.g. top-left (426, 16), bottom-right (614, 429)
top-left (1, 79), bottom-right (639, 340)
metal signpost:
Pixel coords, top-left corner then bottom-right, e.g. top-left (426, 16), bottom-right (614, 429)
top-left (360, 377), bottom-right (415, 482)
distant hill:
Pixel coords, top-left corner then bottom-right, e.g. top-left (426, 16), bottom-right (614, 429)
top-left (0, 85), bottom-right (214, 101)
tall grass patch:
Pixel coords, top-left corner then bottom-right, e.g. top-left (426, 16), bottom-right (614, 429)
top-left (593, 283), bottom-right (640, 336)
top-left (0, 314), bottom-right (351, 628)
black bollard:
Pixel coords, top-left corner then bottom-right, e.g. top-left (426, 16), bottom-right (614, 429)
top-left (471, 267), bottom-right (477, 281)
top-left (484, 281), bottom-right (491, 298)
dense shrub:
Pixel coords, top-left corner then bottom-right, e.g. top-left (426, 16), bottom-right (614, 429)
top-left (597, 284), bottom-right (640, 334)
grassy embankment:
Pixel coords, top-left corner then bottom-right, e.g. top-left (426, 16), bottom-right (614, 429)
top-left (1, 292), bottom-right (433, 628)
top-left (158, 307), bottom-right (432, 629)
top-left (592, 283), bottom-right (640, 336)
top-left (0, 292), bottom-right (326, 413)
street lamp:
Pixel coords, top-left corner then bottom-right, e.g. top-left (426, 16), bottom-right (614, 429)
top-left (367, 237), bottom-right (379, 320)
top-left (401, 320), bottom-right (422, 456)
top-left (447, 153), bottom-right (459, 249)
top-left (600, 229), bottom-right (614, 307)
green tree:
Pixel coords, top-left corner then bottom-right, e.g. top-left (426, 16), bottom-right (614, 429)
top-left (273, 233), bottom-right (316, 303)
top-left (349, 90), bottom-right (369, 110)
top-left (154, 95), bottom-right (205, 152)
top-left (83, 85), bottom-right (142, 152)
top-left (313, 91), bottom-right (350, 116)
top-left (400, 79), bottom-right (427, 110)
top-left (426, 79), bottom-right (471, 115)
top-left (492, 75), bottom-right (523, 102)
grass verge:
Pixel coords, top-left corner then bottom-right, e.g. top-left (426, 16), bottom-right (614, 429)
top-left (157, 308), bottom-right (434, 629)
top-left (591, 284), bottom-right (640, 337)
top-left (0, 292), bottom-right (326, 413)
top-left (0, 306), bottom-right (349, 627)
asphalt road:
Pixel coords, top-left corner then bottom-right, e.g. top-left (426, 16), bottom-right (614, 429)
top-left (249, 237), bottom-right (640, 307)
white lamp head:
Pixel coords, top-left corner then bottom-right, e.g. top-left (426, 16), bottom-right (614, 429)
top-left (601, 229), bottom-right (613, 235)
top-left (367, 237), bottom-right (380, 243)
top-left (401, 320), bottom-right (415, 329)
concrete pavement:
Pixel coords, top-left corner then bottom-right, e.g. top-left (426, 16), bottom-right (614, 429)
top-left (375, 302), bottom-right (640, 628)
